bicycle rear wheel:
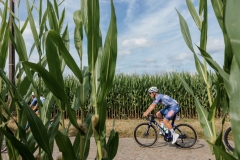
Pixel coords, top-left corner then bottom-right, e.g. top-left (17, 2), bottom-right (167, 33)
top-left (174, 124), bottom-right (197, 148)
top-left (224, 127), bottom-right (235, 152)
top-left (133, 122), bottom-right (158, 147)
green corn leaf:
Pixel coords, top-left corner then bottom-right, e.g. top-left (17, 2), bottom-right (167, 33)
top-left (225, 1), bottom-right (240, 70)
top-left (0, 0), bottom-right (8, 44)
top-left (39, 8), bottom-right (48, 39)
top-left (73, 10), bottom-right (83, 59)
top-left (100, 0), bottom-right (118, 98)
top-left (197, 47), bottom-right (230, 86)
top-left (39, 0), bottom-right (42, 24)
top-left (73, 132), bottom-right (81, 159)
top-left (0, 20), bottom-right (9, 69)
top-left (82, 115), bottom-right (93, 160)
top-left (176, 9), bottom-right (194, 53)
top-left (80, 67), bottom-right (90, 107)
top-left (58, 8), bottom-right (65, 32)
top-left (207, 141), bottom-right (237, 160)
top-left (47, 0), bottom-right (59, 32)
top-left (225, 2), bottom-right (240, 157)
top-left (40, 93), bottom-right (54, 127)
top-left (10, 22), bottom-right (35, 86)
top-left (22, 61), bottom-right (69, 105)
top-left (81, 0), bottom-right (88, 37)
top-left (21, 100), bottom-right (53, 159)
top-left (53, 0), bottom-right (59, 19)
top-left (46, 36), bottom-right (64, 87)
top-left (48, 112), bottom-right (61, 143)
top-left (177, 74), bottom-right (214, 142)
top-left (228, 57), bottom-right (240, 158)
top-left (73, 10), bottom-right (82, 29)
top-left (62, 25), bottom-right (70, 52)
top-left (87, 0), bottom-right (100, 72)
top-left (0, 128), bottom-right (35, 160)
top-left (186, 0), bottom-right (201, 30)
top-left (210, 0), bottom-right (224, 30)
top-left (46, 30), bottom-right (83, 83)
top-left (55, 130), bottom-right (77, 160)
top-left (26, 0), bottom-right (42, 57)
top-left (199, 0), bottom-right (207, 50)
top-left (106, 129), bottom-right (119, 160)
top-left (67, 107), bottom-right (85, 135)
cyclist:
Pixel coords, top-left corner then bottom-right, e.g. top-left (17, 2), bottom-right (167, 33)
top-left (30, 92), bottom-right (45, 116)
top-left (142, 86), bottom-right (180, 144)
top-left (26, 92), bottom-right (45, 130)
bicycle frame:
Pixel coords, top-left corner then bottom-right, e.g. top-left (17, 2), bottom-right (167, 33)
top-left (146, 115), bottom-right (175, 140)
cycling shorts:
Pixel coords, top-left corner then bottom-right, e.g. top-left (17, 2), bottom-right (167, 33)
top-left (160, 105), bottom-right (180, 120)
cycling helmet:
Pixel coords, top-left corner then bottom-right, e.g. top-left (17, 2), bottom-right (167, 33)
top-left (148, 86), bottom-right (158, 93)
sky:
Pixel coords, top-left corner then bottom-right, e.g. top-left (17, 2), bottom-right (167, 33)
top-left (3, 0), bottom-right (224, 75)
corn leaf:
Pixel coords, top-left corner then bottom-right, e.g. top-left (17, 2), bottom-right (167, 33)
top-left (100, 0), bottom-right (118, 98)
top-left (26, 0), bottom-right (42, 56)
top-left (208, 141), bottom-right (237, 160)
top-left (186, 0), bottom-right (201, 30)
top-left (106, 129), bottom-right (119, 160)
top-left (176, 9), bottom-right (194, 53)
top-left (225, 2), bottom-right (240, 157)
top-left (22, 61), bottom-right (69, 105)
top-left (47, 0), bottom-right (59, 32)
top-left (177, 74), bottom-right (214, 142)
top-left (58, 8), bottom-right (65, 32)
top-left (46, 37), bottom-right (64, 88)
top-left (210, 0), bottom-right (223, 30)
top-left (199, 0), bottom-right (207, 50)
top-left (46, 30), bottom-right (83, 83)
top-left (87, 0), bottom-right (100, 72)
top-left (0, 128), bottom-right (35, 160)
top-left (55, 130), bottom-right (77, 160)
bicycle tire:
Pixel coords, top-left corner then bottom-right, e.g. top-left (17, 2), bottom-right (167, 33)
top-left (224, 127), bottom-right (235, 152)
top-left (133, 122), bottom-right (158, 147)
top-left (174, 123), bottom-right (197, 149)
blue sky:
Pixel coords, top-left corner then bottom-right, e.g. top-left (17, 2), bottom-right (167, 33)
top-left (4, 0), bottom-right (224, 75)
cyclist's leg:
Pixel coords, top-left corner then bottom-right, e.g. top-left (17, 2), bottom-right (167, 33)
top-left (163, 105), bottom-right (180, 144)
top-left (163, 105), bottom-right (180, 129)
top-left (156, 110), bottom-right (164, 122)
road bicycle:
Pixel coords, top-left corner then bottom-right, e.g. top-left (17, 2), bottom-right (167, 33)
top-left (133, 114), bottom-right (197, 148)
top-left (224, 127), bottom-right (235, 152)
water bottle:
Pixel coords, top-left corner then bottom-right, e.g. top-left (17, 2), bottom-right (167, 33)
top-left (164, 126), bottom-right (168, 133)
top-left (160, 122), bottom-right (168, 134)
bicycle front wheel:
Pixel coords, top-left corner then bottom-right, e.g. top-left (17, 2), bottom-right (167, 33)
top-left (133, 122), bottom-right (158, 147)
top-left (224, 127), bottom-right (235, 152)
top-left (174, 124), bottom-right (197, 149)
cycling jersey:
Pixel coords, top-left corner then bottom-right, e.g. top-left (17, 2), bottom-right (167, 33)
top-left (152, 94), bottom-right (178, 107)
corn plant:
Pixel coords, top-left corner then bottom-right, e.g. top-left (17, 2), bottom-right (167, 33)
top-left (177, 0), bottom-right (239, 159)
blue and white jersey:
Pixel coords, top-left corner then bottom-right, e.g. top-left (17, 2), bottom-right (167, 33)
top-left (152, 94), bottom-right (178, 107)
top-left (36, 96), bottom-right (46, 106)
top-left (30, 97), bottom-right (38, 107)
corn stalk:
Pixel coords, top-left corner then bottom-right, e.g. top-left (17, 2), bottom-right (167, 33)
top-left (177, 0), bottom-right (240, 159)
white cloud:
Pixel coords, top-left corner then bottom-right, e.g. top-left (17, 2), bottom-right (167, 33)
top-left (173, 53), bottom-right (192, 61)
top-left (122, 38), bottom-right (148, 48)
top-left (206, 37), bottom-right (224, 54)
top-left (142, 58), bottom-right (157, 63)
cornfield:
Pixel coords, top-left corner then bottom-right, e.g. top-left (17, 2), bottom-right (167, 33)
top-left (13, 72), bottom-right (222, 119)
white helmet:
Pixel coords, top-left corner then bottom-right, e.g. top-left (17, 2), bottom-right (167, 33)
top-left (148, 86), bottom-right (158, 93)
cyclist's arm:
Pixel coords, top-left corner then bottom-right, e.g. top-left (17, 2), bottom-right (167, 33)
top-left (143, 103), bottom-right (156, 117)
top-left (32, 105), bottom-right (39, 111)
